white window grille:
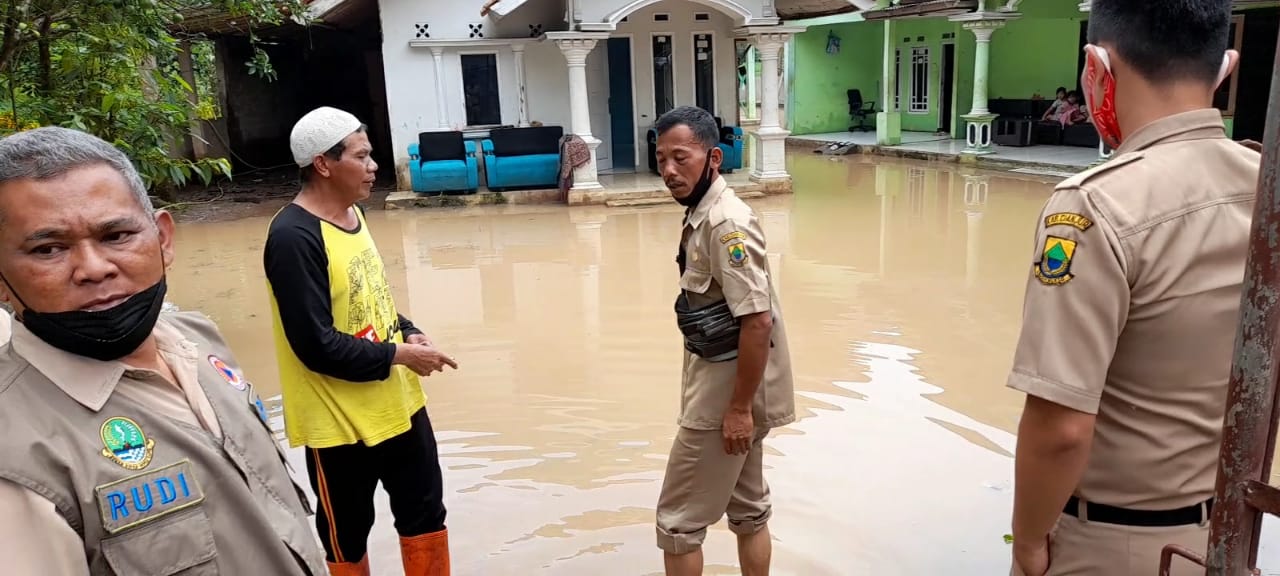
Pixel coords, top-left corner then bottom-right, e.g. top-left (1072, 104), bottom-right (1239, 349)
top-left (909, 46), bottom-right (930, 114)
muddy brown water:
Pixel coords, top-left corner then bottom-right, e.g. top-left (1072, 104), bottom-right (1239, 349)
top-left (17, 151), bottom-right (1280, 574)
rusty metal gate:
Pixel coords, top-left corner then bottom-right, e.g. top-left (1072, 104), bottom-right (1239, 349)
top-left (1158, 33), bottom-right (1280, 576)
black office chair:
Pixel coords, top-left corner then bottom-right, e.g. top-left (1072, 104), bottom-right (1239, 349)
top-left (848, 89), bottom-right (876, 132)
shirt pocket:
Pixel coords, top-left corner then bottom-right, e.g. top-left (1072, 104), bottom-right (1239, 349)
top-left (101, 506), bottom-right (218, 576)
top-left (679, 267), bottom-right (713, 295)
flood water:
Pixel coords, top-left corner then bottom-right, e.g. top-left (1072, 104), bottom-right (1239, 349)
top-left (163, 152), bottom-right (1280, 575)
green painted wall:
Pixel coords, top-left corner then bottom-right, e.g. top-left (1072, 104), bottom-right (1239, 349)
top-left (1020, 0), bottom-right (1086, 18)
top-left (789, 0), bottom-right (1089, 139)
top-left (791, 22), bottom-right (884, 134)
top-left (989, 16), bottom-right (1085, 99)
top-left (988, 17), bottom-right (1080, 97)
top-left (893, 18), bottom-right (962, 133)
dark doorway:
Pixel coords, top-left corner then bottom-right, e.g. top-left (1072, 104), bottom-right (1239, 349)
top-left (1076, 20), bottom-right (1088, 93)
top-left (653, 35), bottom-right (674, 117)
top-left (608, 38), bottom-right (636, 172)
top-left (694, 33), bottom-right (715, 113)
top-left (461, 54), bottom-right (501, 126)
top-left (940, 43), bottom-right (956, 133)
top-left (1233, 9), bottom-right (1279, 142)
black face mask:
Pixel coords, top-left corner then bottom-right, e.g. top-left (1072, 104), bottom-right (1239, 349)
top-left (674, 153), bottom-right (716, 209)
top-left (3, 274), bottom-right (168, 362)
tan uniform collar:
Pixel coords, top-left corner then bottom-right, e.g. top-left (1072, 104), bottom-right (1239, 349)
top-left (10, 317), bottom-right (196, 411)
top-left (685, 177), bottom-right (729, 229)
top-left (1115, 109), bottom-right (1227, 156)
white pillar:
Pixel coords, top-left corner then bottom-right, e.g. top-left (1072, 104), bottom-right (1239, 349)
top-left (759, 38), bottom-right (782, 130)
top-left (746, 46), bottom-right (758, 121)
top-left (961, 22), bottom-right (1001, 154)
top-left (751, 32), bottom-right (791, 184)
top-left (551, 34), bottom-right (606, 194)
top-left (430, 47), bottom-right (449, 129)
top-left (513, 44), bottom-right (530, 127)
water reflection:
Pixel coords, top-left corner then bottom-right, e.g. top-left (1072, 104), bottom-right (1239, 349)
top-left (163, 154), bottom-right (1280, 574)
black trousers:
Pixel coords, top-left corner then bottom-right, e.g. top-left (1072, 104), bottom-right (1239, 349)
top-left (304, 408), bottom-right (447, 563)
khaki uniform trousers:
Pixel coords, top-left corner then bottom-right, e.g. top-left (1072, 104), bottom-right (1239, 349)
top-left (655, 428), bottom-right (772, 554)
top-left (1012, 513), bottom-right (1209, 576)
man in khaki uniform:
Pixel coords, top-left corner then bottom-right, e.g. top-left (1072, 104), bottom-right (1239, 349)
top-left (1008, 1), bottom-right (1258, 575)
top-left (0, 127), bottom-right (326, 575)
top-left (652, 105), bottom-right (795, 576)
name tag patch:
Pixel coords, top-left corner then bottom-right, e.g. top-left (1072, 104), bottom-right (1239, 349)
top-left (95, 460), bottom-right (205, 534)
top-left (1044, 212), bottom-right (1093, 231)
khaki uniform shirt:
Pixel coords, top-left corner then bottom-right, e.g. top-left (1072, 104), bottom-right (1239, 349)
top-left (678, 177), bottom-right (796, 430)
top-left (1007, 109), bottom-right (1259, 510)
top-left (0, 313), bottom-right (323, 575)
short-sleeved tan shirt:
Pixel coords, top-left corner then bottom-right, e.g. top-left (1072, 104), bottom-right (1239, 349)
top-left (0, 318), bottom-right (225, 576)
top-left (1007, 109), bottom-right (1260, 509)
top-left (677, 177), bottom-right (796, 431)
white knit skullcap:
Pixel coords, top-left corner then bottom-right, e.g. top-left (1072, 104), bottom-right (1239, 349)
top-left (290, 106), bottom-right (362, 167)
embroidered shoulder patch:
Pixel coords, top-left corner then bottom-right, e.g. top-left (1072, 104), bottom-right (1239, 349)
top-left (95, 460), bottom-right (205, 534)
top-left (726, 241), bottom-right (748, 267)
top-left (101, 417), bottom-right (156, 471)
top-left (720, 231), bottom-right (747, 244)
top-left (208, 355), bottom-right (246, 391)
top-left (1044, 212), bottom-right (1094, 231)
top-left (1035, 236), bottom-right (1077, 286)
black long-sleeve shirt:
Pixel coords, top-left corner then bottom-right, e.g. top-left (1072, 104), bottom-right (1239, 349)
top-left (263, 204), bottom-right (421, 382)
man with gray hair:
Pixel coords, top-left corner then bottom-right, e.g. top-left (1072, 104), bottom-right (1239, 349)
top-left (653, 105), bottom-right (795, 576)
top-left (0, 126), bottom-right (327, 574)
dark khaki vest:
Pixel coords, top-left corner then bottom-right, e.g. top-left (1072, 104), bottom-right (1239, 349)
top-left (0, 311), bottom-right (327, 575)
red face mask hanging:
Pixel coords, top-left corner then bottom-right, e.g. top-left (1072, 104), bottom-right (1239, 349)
top-left (1084, 49), bottom-right (1123, 149)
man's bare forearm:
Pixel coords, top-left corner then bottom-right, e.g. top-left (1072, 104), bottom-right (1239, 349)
top-left (729, 312), bottom-right (772, 412)
top-left (1012, 396), bottom-right (1095, 546)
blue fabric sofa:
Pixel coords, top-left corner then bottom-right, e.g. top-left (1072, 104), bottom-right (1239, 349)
top-left (408, 131), bottom-right (478, 195)
top-left (482, 126), bottom-right (564, 191)
top-left (716, 117), bottom-right (744, 173)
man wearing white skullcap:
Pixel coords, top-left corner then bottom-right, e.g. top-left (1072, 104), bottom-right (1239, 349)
top-left (263, 106), bottom-right (459, 576)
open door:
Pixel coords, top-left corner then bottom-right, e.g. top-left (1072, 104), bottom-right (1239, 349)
top-left (608, 37), bottom-right (636, 172)
top-left (940, 42), bottom-right (955, 134)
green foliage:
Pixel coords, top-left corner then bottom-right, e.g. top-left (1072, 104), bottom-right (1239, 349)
top-left (0, 0), bottom-right (310, 191)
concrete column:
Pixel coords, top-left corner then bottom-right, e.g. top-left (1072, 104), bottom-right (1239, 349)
top-left (430, 47), bottom-right (449, 129)
top-left (177, 40), bottom-right (206, 160)
top-left (513, 44), bottom-right (530, 127)
top-left (953, 19), bottom-right (1006, 155)
top-left (751, 31), bottom-right (791, 186)
top-left (550, 33), bottom-right (607, 198)
top-left (877, 19), bottom-right (902, 146)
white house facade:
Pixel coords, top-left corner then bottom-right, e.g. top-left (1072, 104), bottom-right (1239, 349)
top-left (377, 0), bottom-right (808, 202)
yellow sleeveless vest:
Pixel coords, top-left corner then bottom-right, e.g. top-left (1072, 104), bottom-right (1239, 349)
top-left (268, 208), bottom-right (425, 449)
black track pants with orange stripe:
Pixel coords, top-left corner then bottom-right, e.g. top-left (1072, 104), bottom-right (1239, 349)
top-left (304, 407), bottom-right (447, 563)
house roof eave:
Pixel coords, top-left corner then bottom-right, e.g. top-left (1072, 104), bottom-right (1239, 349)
top-left (859, 0), bottom-right (979, 21)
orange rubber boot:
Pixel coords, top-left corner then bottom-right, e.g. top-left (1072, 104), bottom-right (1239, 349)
top-left (327, 556), bottom-right (370, 576)
top-left (400, 529), bottom-right (451, 576)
